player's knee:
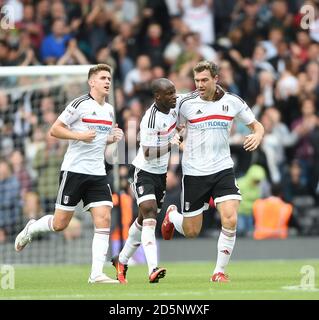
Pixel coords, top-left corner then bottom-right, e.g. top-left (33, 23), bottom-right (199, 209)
top-left (140, 204), bottom-right (157, 219)
top-left (52, 220), bottom-right (68, 232)
top-left (94, 215), bottom-right (111, 228)
top-left (184, 228), bottom-right (200, 239)
top-left (222, 214), bottom-right (237, 229)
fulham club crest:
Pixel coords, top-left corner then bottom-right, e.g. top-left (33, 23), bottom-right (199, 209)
top-left (222, 105), bottom-right (229, 112)
top-left (63, 195), bottom-right (69, 204)
top-left (138, 186), bottom-right (144, 195)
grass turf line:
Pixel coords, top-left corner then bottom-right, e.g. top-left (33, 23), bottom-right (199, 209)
top-left (2, 260), bottom-right (319, 300)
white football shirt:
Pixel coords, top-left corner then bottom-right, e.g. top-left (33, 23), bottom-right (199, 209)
top-left (179, 91), bottom-right (256, 176)
top-left (58, 93), bottom-right (114, 175)
top-left (132, 104), bottom-right (179, 174)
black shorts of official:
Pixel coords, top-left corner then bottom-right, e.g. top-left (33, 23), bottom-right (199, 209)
top-left (129, 165), bottom-right (166, 212)
top-left (55, 171), bottom-right (113, 212)
top-left (182, 168), bottom-right (242, 217)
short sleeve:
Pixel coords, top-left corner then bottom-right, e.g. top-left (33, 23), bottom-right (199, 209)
top-left (58, 101), bottom-right (80, 125)
top-left (236, 102), bottom-right (256, 125)
top-left (139, 119), bottom-right (159, 147)
top-left (176, 93), bottom-right (189, 123)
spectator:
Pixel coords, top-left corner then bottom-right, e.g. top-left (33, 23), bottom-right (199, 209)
top-left (237, 164), bottom-right (267, 237)
top-left (179, 0), bottom-right (215, 45)
top-left (117, 22), bottom-right (139, 61)
top-left (123, 54), bottom-right (153, 104)
top-left (309, 120), bottom-right (319, 204)
top-left (266, 0), bottom-right (294, 40)
top-left (173, 32), bottom-right (216, 76)
top-left (0, 40), bottom-right (10, 66)
top-left (57, 38), bottom-right (88, 65)
top-left (94, 45), bottom-right (116, 71)
top-left (15, 4), bottom-right (44, 50)
top-left (40, 19), bottom-right (72, 64)
top-left (309, 3), bottom-right (319, 43)
top-left (283, 159), bottom-right (312, 203)
top-left (50, 1), bottom-right (68, 23)
top-left (33, 133), bottom-right (65, 214)
top-left (0, 159), bottom-right (22, 243)
top-left (13, 31), bottom-right (40, 66)
top-left (24, 126), bottom-right (46, 180)
top-left (105, 0), bottom-right (139, 27)
top-left (253, 183), bottom-right (293, 240)
top-left (35, 0), bottom-right (51, 35)
top-left (291, 98), bottom-right (318, 185)
top-left (23, 191), bottom-right (44, 220)
top-left (85, 0), bottom-right (113, 59)
top-left (219, 60), bottom-right (240, 95)
top-left (9, 150), bottom-right (32, 197)
top-left (0, 91), bottom-right (12, 152)
top-left (139, 23), bottom-right (167, 66)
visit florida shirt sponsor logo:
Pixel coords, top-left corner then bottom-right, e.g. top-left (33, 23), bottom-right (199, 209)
top-left (189, 114), bottom-right (233, 130)
top-left (82, 118), bottom-right (112, 133)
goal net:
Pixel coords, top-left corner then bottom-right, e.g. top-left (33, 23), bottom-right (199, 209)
top-left (0, 65), bottom-right (127, 265)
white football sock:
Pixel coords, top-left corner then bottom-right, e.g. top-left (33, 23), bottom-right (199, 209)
top-left (213, 227), bottom-right (236, 274)
top-left (141, 218), bottom-right (158, 275)
top-left (169, 209), bottom-right (185, 236)
top-left (28, 215), bottom-right (55, 236)
top-left (119, 219), bottom-right (142, 265)
top-left (90, 228), bottom-right (110, 279)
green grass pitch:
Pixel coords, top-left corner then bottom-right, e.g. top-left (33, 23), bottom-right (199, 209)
top-left (2, 260), bottom-right (319, 300)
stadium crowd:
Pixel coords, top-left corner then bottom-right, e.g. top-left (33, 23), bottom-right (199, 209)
top-left (1, 0), bottom-right (319, 244)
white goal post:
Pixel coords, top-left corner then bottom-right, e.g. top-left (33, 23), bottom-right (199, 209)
top-left (0, 65), bottom-right (95, 76)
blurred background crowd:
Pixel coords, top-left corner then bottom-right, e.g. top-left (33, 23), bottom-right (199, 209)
top-left (0, 0), bottom-right (319, 249)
